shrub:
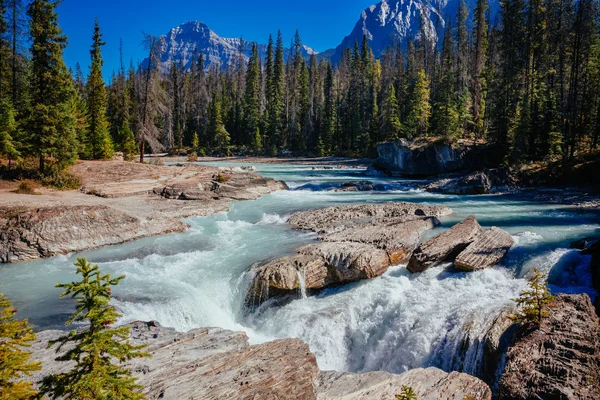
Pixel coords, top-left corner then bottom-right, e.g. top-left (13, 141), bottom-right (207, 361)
top-left (40, 258), bottom-right (149, 399)
top-left (187, 152), bottom-right (198, 162)
top-left (15, 179), bottom-right (40, 195)
top-left (215, 173), bottom-right (228, 183)
top-left (511, 268), bottom-right (554, 326)
top-left (40, 169), bottom-right (81, 190)
top-left (395, 385), bottom-right (418, 400)
top-left (0, 286), bottom-right (41, 399)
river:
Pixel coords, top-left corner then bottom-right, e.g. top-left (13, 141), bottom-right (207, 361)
top-left (1, 162), bottom-right (598, 377)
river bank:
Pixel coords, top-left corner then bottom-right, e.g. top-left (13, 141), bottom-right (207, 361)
top-left (0, 160), bottom-right (286, 263)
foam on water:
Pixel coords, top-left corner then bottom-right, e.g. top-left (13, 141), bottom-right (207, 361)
top-left (1, 161), bottom-right (599, 377)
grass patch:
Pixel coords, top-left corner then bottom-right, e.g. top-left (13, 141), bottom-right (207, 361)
top-left (40, 169), bottom-right (81, 190)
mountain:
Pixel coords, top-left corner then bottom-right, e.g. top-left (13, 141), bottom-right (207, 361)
top-left (152, 21), bottom-right (318, 71)
top-left (326, 0), bottom-right (500, 63)
top-left (150, 0), bottom-right (500, 70)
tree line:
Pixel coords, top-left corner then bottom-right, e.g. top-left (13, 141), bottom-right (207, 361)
top-left (1, 0), bottom-right (599, 175)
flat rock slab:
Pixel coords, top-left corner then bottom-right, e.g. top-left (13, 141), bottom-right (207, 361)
top-left (408, 215), bottom-right (483, 273)
top-left (288, 202), bottom-right (453, 233)
top-left (454, 227), bottom-right (514, 271)
top-left (317, 368), bottom-right (492, 400)
top-left (29, 321), bottom-right (319, 400)
top-left (498, 294), bottom-right (600, 400)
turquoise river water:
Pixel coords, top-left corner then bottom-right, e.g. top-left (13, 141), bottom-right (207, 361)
top-left (1, 162), bottom-right (599, 376)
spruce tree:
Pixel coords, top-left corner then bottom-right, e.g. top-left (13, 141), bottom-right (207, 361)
top-left (40, 258), bottom-right (148, 400)
top-left (0, 0), bottom-right (9, 96)
top-left (511, 268), bottom-right (554, 326)
top-left (472, 0), bottom-right (488, 138)
top-left (0, 97), bottom-right (21, 166)
top-left (405, 69), bottom-right (431, 138)
top-left (209, 98), bottom-right (230, 149)
top-left (382, 84), bottom-right (401, 140)
top-left (269, 30), bottom-right (285, 148)
top-left (244, 43), bottom-right (261, 151)
top-left (0, 287), bottom-right (41, 400)
top-left (27, 0), bottom-right (78, 173)
top-left (86, 19), bottom-right (113, 159)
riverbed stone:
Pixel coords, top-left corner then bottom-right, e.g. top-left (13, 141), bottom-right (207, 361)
top-left (454, 227), bottom-right (514, 271)
top-left (407, 215), bottom-right (483, 273)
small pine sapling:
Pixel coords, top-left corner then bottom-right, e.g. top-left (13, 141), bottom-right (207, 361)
top-left (0, 287), bottom-right (41, 399)
top-left (511, 268), bottom-right (554, 326)
top-left (40, 258), bottom-right (149, 399)
top-left (395, 384), bottom-right (418, 400)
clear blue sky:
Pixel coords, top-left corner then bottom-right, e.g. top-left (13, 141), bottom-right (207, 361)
top-left (57, 0), bottom-right (375, 80)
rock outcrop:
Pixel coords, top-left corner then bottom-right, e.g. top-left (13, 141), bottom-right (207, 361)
top-left (454, 227), bottom-right (514, 271)
top-left (248, 203), bottom-right (453, 303)
top-left (29, 321), bottom-right (319, 400)
top-left (288, 202), bottom-right (453, 233)
top-left (498, 294), bottom-right (600, 400)
top-left (372, 139), bottom-right (500, 177)
top-left (29, 321), bottom-right (492, 400)
top-left (1, 161), bottom-right (287, 264)
top-left (0, 206), bottom-right (187, 264)
top-left (317, 368), bottom-right (492, 400)
top-left (407, 215), bottom-right (484, 273)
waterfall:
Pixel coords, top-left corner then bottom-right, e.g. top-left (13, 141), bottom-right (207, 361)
top-left (296, 269), bottom-right (308, 299)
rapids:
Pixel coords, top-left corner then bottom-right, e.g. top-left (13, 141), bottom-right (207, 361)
top-left (1, 162), bottom-right (598, 377)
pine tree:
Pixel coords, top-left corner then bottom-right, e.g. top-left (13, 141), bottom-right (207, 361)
top-left (86, 19), bottom-right (113, 159)
top-left (382, 84), bottom-right (401, 140)
top-left (0, 0), bottom-right (9, 96)
top-left (405, 69), bottom-right (431, 138)
top-left (395, 385), bottom-right (418, 400)
top-left (244, 42), bottom-right (261, 151)
top-left (0, 287), bottom-right (41, 399)
top-left (40, 258), bottom-right (148, 400)
top-left (471, 0), bottom-right (488, 138)
top-left (209, 98), bottom-right (230, 149)
top-left (511, 268), bottom-right (554, 326)
top-left (27, 0), bottom-right (78, 174)
top-left (0, 97), bottom-right (21, 166)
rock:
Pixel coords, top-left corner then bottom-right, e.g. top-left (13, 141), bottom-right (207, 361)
top-left (426, 172), bottom-right (493, 195)
top-left (407, 215), bottom-right (483, 273)
top-left (571, 237), bottom-right (598, 251)
top-left (247, 203), bottom-right (452, 303)
top-left (454, 227), bottom-right (514, 271)
top-left (323, 217), bottom-right (441, 265)
top-left (288, 202), bottom-right (453, 234)
top-left (29, 322), bottom-right (319, 400)
top-left (247, 242), bottom-right (392, 303)
top-left (317, 368), bottom-right (492, 400)
top-left (335, 181), bottom-right (375, 192)
top-left (498, 294), bottom-right (600, 400)
top-left (373, 138), bottom-right (500, 177)
top-left (583, 240), bottom-right (600, 313)
top-left (0, 206), bottom-right (187, 263)
top-left (479, 309), bottom-right (519, 388)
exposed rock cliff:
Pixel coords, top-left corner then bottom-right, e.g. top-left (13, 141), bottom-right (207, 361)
top-left (498, 294), bottom-right (600, 400)
top-left (372, 139), bottom-right (500, 177)
top-left (28, 321), bottom-right (492, 400)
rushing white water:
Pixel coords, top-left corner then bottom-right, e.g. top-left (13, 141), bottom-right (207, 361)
top-left (1, 162), bottom-right (598, 377)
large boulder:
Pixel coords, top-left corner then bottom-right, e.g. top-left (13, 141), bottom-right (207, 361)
top-left (407, 215), bottom-right (484, 273)
top-left (454, 227), bottom-right (514, 271)
top-left (372, 139), bottom-right (500, 177)
top-left (29, 321), bottom-right (320, 400)
top-left (425, 172), bottom-right (493, 195)
top-left (317, 368), bottom-right (492, 400)
top-left (498, 294), bottom-right (600, 400)
top-left (248, 203), bottom-right (453, 303)
top-left (323, 217), bottom-right (441, 265)
top-left (288, 202), bottom-right (453, 233)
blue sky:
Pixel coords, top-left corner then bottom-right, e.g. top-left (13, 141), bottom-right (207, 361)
top-left (57, 0), bottom-right (376, 80)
